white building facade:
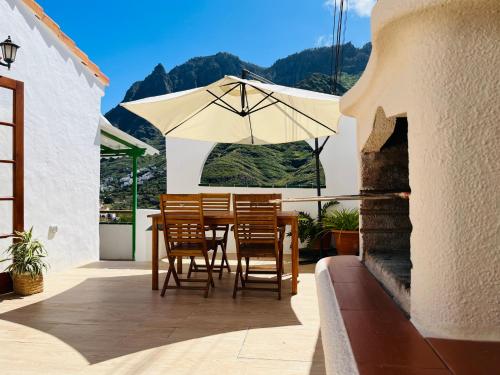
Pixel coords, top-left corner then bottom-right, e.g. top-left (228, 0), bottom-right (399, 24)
top-left (0, 0), bottom-right (108, 272)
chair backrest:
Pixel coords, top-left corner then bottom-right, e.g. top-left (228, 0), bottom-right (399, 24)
top-left (233, 194), bottom-right (279, 248)
top-left (201, 193), bottom-right (231, 212)
top-left (237, 193), bottom-right (282, 211)
top-left (266, 193), bottom-right (282, 211)
top-left (159, 194), bottom-right (206, 254)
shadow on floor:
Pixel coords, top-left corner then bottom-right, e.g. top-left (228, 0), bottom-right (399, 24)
top-left (310, 334), bottom-right (327, 375)
top-left (0, 266), bottom-right (323, 367)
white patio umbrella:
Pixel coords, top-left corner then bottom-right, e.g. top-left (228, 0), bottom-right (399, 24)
top-left (121, 72), bottom-right (342, 260)
top-left (120, 75), bottom-right (340, 145)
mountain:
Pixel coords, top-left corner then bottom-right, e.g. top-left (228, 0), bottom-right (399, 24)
top-left (102, 43), bottom-right (371, 209)
top-left (200, 143), bottom-right (325, 188)
top-left (105, 53), bottom-right (265, 148)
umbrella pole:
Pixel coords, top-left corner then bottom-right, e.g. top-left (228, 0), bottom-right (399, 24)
top-left (300, 138), bottom-right (329, 265)
top-left (314, 138), bottom-right (325, 259)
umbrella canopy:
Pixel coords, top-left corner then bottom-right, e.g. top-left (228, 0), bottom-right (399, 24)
top-left (121, 75), bottom-right (340, 145)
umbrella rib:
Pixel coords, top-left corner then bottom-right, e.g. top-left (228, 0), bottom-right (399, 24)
top-left (247, 100), bottom-right (280, 115)
top-left (206, 89), bottom-right (241, 114)
top-left (246, 83), bottom-right (337, 134)
top-left (271, 94), bottom-right (337, 133)
top-left (164, 84), bottom-right (241, 136)
top-left (164, 102), bottom-right (215, 136)
top-left (212, 101), bottom-right (240, 114)
top-left (220, 81), bottom-right (241, 87)
top-left (248, 91), bottom-right (274, 112)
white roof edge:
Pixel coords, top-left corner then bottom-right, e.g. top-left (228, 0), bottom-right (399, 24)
top-left (99, 115), bottom-right (160, 156)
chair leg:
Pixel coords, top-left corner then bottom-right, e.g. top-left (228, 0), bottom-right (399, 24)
top-left (233, 257), bottom-right (242, 299)
top-left (203, 252), bottom-right (214, 297)
top-left (245, 257), bottom-right (250, 282)
top-left (218, 243), bottom-right (225, 280)
top-left (192, 259), bottom-right (199, 272)
top-left (160, 267), bottom-right (172, 297)
top-left (276, 253), bottom-right (282, 300)
top-left (187, 256), bottom-right (195, 278)
top-left (211, 246), bottom-right (218, 269)
top-left (161, 256), bottom-right (178, 297)
top-left (223, 243), bottom-right (231, 272)
top-left (170, 257), bottom-right (181, 287)
top-left (279, 241), bottom-right (285, 275)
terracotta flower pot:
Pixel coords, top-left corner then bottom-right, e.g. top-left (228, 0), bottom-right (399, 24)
top-left (12, 273), bottom-right (44, 296)
top-left (310, 231), bottom-right (333, 251)
top-left (332, 230), bottom-right (359, 256)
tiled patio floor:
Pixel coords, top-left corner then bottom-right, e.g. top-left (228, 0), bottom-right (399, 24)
top-left (0, 258), bottom-right (325, 374)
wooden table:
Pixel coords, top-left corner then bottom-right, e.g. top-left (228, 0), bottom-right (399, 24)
top-left (148, 211), bottom-right (299, 295)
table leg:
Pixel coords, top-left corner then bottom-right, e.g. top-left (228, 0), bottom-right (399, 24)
top-left (177, 256), bottom-right (183, 274)
top-left (291, 218), bottom-right (299, 295)
top-left (152, 217), bottom-right (159, 290)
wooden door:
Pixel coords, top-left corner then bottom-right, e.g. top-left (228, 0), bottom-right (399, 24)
top-left (0, 76), bottom-right (23, 294)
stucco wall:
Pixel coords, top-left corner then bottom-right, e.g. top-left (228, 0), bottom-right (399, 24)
top-left (99, 224), bottom-right (133, 260)
top-left (0, 0), bottom-right (105, 271)
top-left (165, 116), bottom-right (359, 253)
top-left (341, 0), bottom-right (500, 341)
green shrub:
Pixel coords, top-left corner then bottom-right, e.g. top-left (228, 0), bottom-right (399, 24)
top-left (323, 208), bottom-right (359, 231)
top-left (292, 200), bottom-right (339, 248)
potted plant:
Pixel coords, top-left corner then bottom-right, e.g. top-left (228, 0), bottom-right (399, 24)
top-left (1, 228), bottom-right (48, 296)
top-left (295, 201), bottom-right (339, 250)
top-left (323, 208), bottom-right (360, 255)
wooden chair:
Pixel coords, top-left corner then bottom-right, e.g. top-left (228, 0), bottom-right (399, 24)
top-left (188, 193), bottom-right (231, 279)
top-left (232, 194), bottom-right (283, 300)
top-left (159, 194), bottom-right (214, 298)
top-left (242, 194), bottom-right (286, 282)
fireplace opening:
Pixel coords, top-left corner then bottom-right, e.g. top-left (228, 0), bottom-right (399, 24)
top-left (360, 116), bottom-right (412, 313)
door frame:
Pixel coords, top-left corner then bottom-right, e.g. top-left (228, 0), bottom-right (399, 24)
top-left (0, 76), bottom-right (24, 294)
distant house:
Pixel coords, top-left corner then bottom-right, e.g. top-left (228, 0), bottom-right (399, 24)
top-left (0, 0), bottom-right (109, 271)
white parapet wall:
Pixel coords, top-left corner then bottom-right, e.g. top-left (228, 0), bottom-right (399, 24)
top-left (99, 224), bottom-right (133, 261)
top-left (135, 209), bottom-right (167, 262)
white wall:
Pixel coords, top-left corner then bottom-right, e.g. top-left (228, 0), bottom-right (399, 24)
top-left (0, 1), bottom-right (105, 272)
top-left (341, 0), bottom-right (500, 341)
top-left (99, 224), bottom-right (133, 260)
top-left (162, 117), bottom-right (359, 253)
top-left (135, 209), bottom-right (167, 262)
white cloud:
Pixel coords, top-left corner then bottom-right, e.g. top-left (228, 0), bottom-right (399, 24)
top-left (315, 35), bottom-right (333, 47)
top-left (324, 0), bottom-right (375, 18)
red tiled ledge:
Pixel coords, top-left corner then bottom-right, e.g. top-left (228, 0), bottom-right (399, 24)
top-left (315, 256), bottom-right (500, 375)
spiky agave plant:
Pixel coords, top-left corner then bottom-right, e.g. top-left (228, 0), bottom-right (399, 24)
top-left (1, 228), bottom-right (48, 278)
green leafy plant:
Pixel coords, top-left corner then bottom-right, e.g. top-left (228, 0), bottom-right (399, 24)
top-left (1, 228), bottom-right (49, 278)
top-left (323, 208), bottom-right (359, 231)
top-left (291, 201), bottom-right (339, 248)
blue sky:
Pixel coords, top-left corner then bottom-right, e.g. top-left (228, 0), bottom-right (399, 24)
top-left (37, 0), bottom-right (373, 112)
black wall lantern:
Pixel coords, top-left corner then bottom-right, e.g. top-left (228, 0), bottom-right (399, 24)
top-left (0, 36), bottom-right (20, 70)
